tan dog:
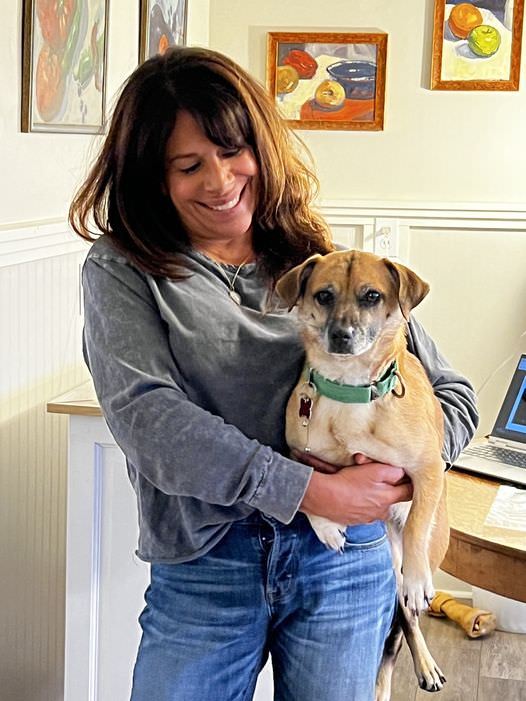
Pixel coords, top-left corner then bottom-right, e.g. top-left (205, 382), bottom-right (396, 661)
top-left (276, 250), bottom-right (450, 699)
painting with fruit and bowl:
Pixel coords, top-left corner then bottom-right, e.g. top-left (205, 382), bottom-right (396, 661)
top-left (431, 0), bottom-right (524, 90)
top-left (22, 0), bottom-right (108, 133)
top-left (266, 32), bottom-right (387, 131)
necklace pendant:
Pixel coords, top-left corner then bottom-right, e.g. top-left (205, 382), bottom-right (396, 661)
top-left (229, 289), bottom-right (242, 305)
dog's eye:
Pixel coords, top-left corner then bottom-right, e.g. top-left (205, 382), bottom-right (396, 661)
top-left (359, 289), bottom-right (382, 306)
top-left (314, 289), bottom-right (335, 306)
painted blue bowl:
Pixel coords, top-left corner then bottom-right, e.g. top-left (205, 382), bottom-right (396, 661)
top-left (326, 60), bottom-right (377, 100)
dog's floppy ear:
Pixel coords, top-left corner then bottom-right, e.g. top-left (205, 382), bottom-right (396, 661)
top-left (275, 254), bottom-right (323, 310)
top-left (384, 259), bottom-right (429, 319)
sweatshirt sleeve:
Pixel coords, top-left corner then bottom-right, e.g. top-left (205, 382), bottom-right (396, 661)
top-left (81, 253), bottom-right (312, 524)
top-left (407, 316), bottom-right (479, 466)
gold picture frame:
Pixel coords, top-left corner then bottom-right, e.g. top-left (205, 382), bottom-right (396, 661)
top-left (266, 31), bottom-right (387, 131)
top-left (431, 0), bottom-right (524, 90)
top-left (21, 0), bottom-right (109, 133)
top-left (139, 0), bottom-right (188, 63)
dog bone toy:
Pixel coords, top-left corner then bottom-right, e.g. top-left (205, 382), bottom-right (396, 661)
top-left (427, 591), bottom-right (497, 638)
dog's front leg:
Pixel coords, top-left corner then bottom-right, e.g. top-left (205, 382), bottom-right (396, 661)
top-left (401, 460), bottom-right (445, 614)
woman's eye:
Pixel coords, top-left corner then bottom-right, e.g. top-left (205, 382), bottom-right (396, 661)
top-left (180, 162), bottom-right (200, 174)
top-left (314, 289), bottom-right (335, 306)
top-left (360, 289), bottom-right (382, 306)
top-left (222, 146), bottom-right (243, 158)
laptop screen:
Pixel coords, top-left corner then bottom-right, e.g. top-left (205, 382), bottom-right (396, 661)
top-left (492, 354), bottom-right (526, 445)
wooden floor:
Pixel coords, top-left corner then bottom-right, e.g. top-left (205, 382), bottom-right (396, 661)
top-left (391, 609), bottom-right (526, 701)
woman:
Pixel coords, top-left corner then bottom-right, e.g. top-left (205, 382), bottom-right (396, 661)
top-left (70, 47), bottom-right (478, 701)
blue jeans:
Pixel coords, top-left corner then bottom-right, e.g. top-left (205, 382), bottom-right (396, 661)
top-left (131, 512), bottom-right (396, 701)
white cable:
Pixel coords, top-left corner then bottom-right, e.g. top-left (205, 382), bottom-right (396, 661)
top-left (476, 329), bottom-right (526, 396)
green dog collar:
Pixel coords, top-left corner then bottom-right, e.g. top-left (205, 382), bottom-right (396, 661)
top-left (307, 361), bottom-right (400, 404)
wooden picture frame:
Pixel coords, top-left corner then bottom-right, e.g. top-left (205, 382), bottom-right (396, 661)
top-left (266, 31), bottom-right (387, 131)
top-left (139, 0), bottom-right (188, 63)
top-left (431, 0), bottom-right (524, 90)
top-left (21, 0), bottom-right (109, 133)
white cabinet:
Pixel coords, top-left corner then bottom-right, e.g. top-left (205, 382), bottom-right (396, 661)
top-left (64, 414), bottom-right (149, 701)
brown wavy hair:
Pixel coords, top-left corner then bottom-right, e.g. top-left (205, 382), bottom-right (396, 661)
top-left (69, 46), bottom-right (333, 281)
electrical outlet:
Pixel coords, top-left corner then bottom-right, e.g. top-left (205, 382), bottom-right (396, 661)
top-left (374, 218), bottom-right (399, 258)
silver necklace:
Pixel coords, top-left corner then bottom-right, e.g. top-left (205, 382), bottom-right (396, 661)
top-left (213, 257), bottom-right (249, 305)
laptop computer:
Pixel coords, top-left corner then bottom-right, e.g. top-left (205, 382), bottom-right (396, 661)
top-left (453, 354), bottom-right (526, 486)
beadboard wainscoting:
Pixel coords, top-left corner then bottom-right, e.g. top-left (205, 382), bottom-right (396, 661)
top-left (2, 202), bottom-right (526, 700)
top-left (1, 219), bottom-right (89, 701)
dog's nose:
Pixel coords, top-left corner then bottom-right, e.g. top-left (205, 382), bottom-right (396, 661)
top-left (329, 326), bottom-right (353, 354)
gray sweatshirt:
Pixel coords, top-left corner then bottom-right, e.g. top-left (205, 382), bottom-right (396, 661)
top-left (82, 236), bottom-right (478, 564)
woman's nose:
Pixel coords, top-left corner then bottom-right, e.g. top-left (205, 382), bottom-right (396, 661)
top-left (203, 158), bottom-right (234, 192)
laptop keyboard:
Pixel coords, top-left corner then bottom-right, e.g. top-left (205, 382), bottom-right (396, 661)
top-left (464, 444), bottom-right (526, 468)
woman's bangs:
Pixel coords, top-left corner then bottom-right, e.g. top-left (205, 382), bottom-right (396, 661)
top-left (195, 97), bottom-right (253, 150)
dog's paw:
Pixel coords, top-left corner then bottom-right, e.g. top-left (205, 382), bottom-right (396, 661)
top-left (418, 666), bottom-right (446, 693)
top-left (414, 643), bottom-right (446, 692)
top-left (320, 527), bottom-right (346, 552)
top-left (402, 571), bottom-right (435, 616)
top-left (308, 516), bottom-right (346, 552)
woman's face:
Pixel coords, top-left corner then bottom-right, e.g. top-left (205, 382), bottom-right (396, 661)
top-left (165, 110), bottom-right (259, 252)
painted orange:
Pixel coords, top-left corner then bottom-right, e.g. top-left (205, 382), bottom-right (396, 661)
top-left (448, 3), bottom-right (483, 39)
top-left (158, 33), bottom-right (170, 55)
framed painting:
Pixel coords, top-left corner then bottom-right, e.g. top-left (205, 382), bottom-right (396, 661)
top-left (21, 0), bottom-right (109, 133)
top-left (139, 0), bottom-right (187, 62)
top-left (266, 32), bottom-right (387, 131)
top-left (431, 0), bottom-right (524, 90)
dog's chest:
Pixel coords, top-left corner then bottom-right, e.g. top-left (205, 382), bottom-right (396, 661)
top-left (286, 390), bottom-right (382, 461)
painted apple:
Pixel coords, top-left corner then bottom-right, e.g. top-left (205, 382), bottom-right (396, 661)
top-left (314, 79), bottom-right (346, 109)
top-left (276, 65), bottom-right (299, 94)
top-left (283, 49), bottom-right (318, 80)
top-left (448, 3), bottom-right (483, 39)
top-left (468, 25), bottom-right (501, 57)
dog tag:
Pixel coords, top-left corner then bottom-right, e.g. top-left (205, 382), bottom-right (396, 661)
top-left (299, 395), bottom-right (312, 425)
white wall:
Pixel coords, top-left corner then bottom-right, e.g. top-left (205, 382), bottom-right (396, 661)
top-left (209, 0), bottom-right (526, 204)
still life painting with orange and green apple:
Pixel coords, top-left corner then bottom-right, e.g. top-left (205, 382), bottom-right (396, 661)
top-left (437, 0), bottom-right (519, 82)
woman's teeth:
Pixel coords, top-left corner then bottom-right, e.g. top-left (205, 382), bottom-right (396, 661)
top-left (208, 194), bottom-right (240, 211)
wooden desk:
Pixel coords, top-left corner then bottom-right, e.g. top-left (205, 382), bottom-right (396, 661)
top-left (444, 469), bottom-right (526, 603)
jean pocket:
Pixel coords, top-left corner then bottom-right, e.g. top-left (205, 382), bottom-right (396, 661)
top-left (343, 521), bottom-right (387, 549)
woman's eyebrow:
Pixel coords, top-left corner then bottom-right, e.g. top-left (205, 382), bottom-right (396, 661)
top-left (166, 152), bottom-right (199, 164)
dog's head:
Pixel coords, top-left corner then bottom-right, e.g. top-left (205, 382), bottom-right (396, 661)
top-left (276, 250), bottom-right (429, 357)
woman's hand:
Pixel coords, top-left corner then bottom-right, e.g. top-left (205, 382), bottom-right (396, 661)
top-left (296, 450), bottom-right (413, 524)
